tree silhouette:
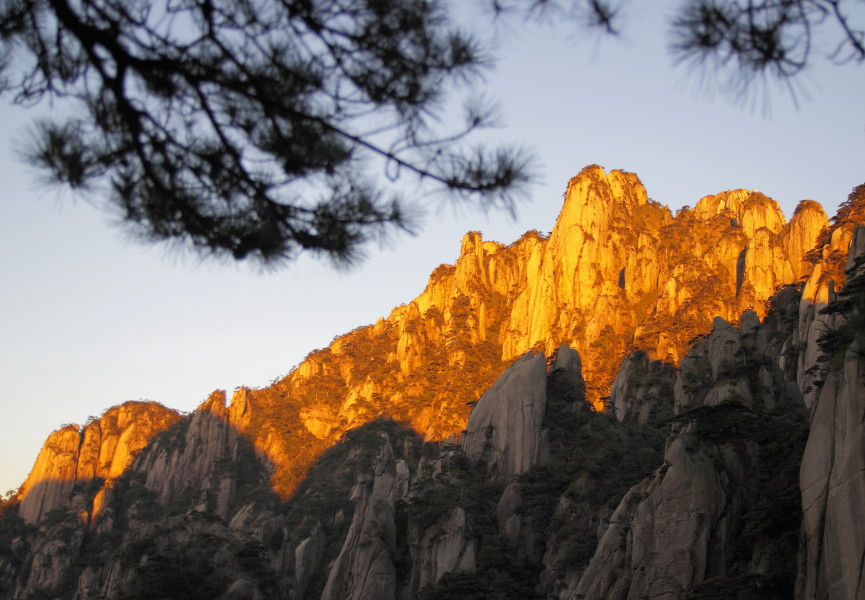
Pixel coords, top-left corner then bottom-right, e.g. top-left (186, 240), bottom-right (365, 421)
top-left (1, 0), bottom-right (862, 264)
top-left (500, 1), bottom-right (863, 89)
top-left (0, 0), bottom-right (534, 264)
top-left (668, 0), bottom-right (865, 99)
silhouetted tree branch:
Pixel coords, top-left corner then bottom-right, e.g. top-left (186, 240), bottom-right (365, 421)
top-left (669, 0), bottom-right (864, 100)
top-left (492, 1), bottom-right (863, 99)
top-left (1, 0), bottom-right (861, 265)
top-left (0, 0), bottom-right (535, 265)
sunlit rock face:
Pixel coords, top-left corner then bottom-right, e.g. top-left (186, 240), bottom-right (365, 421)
top-left (18, 426), bottom-right (81, 525)
top-left (18, 401), bottom-right (180, 524)
top-left (787, 200), bottom-right (830, 281)
top-left (225, 165), bottom-right (827, 496)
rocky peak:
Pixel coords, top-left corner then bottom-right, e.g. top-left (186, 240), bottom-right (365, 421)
top-left (553, 165), bottom-right (650, 242)
top-left (200, 389), bottom-right (229, 419)
top-left (18, 402), bottom-right (180, 524)
top-left (202, 166), bottom-right (833, 496)
top-left (693, 189), bottom-right (786, 237)
top-left (228, 387), bottom-right (255, 430)
top-left (134, 389), bottom-right (269, 517)
top-left (787, 200), bottom-right (830, 280)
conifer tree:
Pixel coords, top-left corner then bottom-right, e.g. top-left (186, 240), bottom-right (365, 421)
top-left (0, 0), bottom-right (534, 264)
top-left (1, 0), bottom-right (861, 264)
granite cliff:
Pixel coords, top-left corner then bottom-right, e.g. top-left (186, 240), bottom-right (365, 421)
top-left (2, 170), bottom-right (863, 600)
top-left (222, 165), bottom-right (828, 496)
top-left (17, 401), bottom-right (181, 525)
top-left (799, 224), bottom-right (865, 600)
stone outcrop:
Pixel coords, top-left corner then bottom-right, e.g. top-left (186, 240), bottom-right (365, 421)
top-left (134, 389), bottom-right (266, 520)
top-left (574, 440), bottom-right (744, 600)
top-left (18, 401), bottom-right (180, 524)
top-left (796, 220), bottom-right (859, 410)
top-left (409, 507), bottom-right (476, 592)
top-left (463, 345), bottom-right (586, 481)
top-left (293, 523), bottom-right (326, 600)
top-left (799, 225), bottom-right (865, 600)
top-left (569, 299), bottom-right (810, 600)
top-left (609, 351), bottom-right (676, 423)
top-left (463, 350), bottom-right (548, 480)
top-left (231, 165), bottom-right (827, 497)
top-left (321, 436), bottom-right (401, 600)
top-left (15, 522), bottom-right (86, 599)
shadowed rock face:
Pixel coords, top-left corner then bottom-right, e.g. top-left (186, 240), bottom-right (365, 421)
top-left (562, 262), bottom-right (841, 600)
top-left (134, 390), bottom-right (266, 520)
top-left (560, 222), bottom-right (865, 600)
top-left (800, 225), bottom-right (865, 600)
top-left (321, 438), bottom-right (400, 600)
top-left (409, 506), bottom-right (476, 590)
top-left (463, 350), bottom-right (549, 481)
top-left (463, 345), bottom-right (584, 481)
top-left (609, 350), bottom-right (676, 423)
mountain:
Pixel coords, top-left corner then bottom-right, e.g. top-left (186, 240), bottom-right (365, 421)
top-left (219, 164), bottom-right (828, 496)
top-left (1, 166), bottom-right (863, 600)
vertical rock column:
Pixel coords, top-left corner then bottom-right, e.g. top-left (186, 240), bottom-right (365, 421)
top-left (799, 225), bottom-right (865, 600)
top-left (463, 350), bottom-right (549, 481)
top-left (321, 437), bottom-right (400, 600)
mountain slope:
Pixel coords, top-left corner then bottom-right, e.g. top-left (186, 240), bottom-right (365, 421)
top-left (239, 165), bottom-right (827, 496)
top-left (3, 167), bottom-right (862, 600)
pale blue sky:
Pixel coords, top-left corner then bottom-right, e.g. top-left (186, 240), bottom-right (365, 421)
top-left (2, 5), bottom-right (863, 493)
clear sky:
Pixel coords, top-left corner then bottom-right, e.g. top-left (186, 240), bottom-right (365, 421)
top-left (1, 4), bottom-right (863, 494)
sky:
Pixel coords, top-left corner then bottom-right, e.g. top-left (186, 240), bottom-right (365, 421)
top-left (1, 4), bottom-right (864, 494)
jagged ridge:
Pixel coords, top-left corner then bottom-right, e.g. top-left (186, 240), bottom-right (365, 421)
top-left (242, 164), bottom-right (827, 495)
top-left (4, 168), bottom-right (863, 600)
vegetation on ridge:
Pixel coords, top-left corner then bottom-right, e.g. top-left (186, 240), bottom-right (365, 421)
top-left (5, 180), bottom-right (865, 600)
top-left (235, 175), bottom-right (825, 499)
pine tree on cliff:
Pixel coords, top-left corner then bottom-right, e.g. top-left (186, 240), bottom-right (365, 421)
top-left (806, 183), bottom-right (865, 267)
top-left (835, 183), bottom-right (865, 227)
